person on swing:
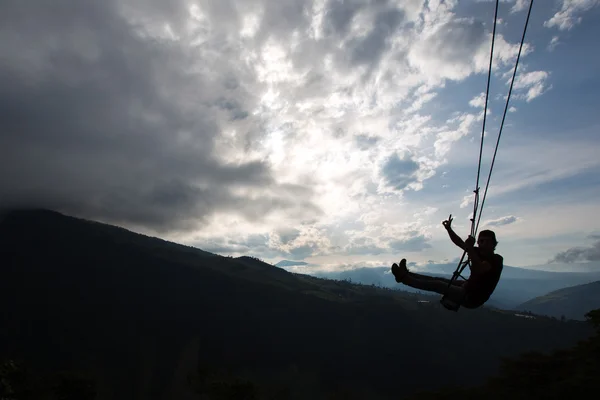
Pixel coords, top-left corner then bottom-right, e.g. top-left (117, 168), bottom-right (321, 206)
top-left (391, 215), bottom-right (503, 309)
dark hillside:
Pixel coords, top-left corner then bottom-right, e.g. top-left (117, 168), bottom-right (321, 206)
top-left (0, 209), bottom-right (594, 399)
top-left (406, 309), bottom-right (600, 399)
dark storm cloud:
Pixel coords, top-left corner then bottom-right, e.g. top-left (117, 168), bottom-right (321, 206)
top-left (276, 228), bottom-right (302, 245)
top-left (348, 8), bottom-right (404, 66)
top-left (551, 240), bottom-right (600, 264)
top-left (0, 0), bottom-right (321, 233)
top-left (323, 0), bottom-right (363, 37)
top-left (320, 0), bottom-right (408, 80)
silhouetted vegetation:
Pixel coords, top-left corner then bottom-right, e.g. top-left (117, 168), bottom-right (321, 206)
top-left (0, 209), bottom-right (596, 399)
top-left (406, 308), bottom-right (600, 399)
top-left (0, 359), bottom-right (96, 400)
top-left (177, 308), bottom-right (600, 399)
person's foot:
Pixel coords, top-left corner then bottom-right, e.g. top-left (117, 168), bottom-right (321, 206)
top-left (391, 258), bottom-right (409, 283)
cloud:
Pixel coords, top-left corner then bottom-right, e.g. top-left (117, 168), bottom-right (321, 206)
top-left (469, 92), bottom-right (487, 109)
top-left (476, 136), bottom-right (600, 201)
top-left (511, 0), bottom-right (529, 13)
top-left (197, 233), bottom-right (273, 256)
top-left (389, 235), bottom-right (432, 252)
top-left (513, 70), bottom-right (551, 102)
top-left (192, 224), bottom-right (334, 260)
top-left (547, 36), bottom-right (561, 51)
top-left (405, 91), bottom-right (438, 113)
top-left (343, 221), bottom-right (433, 256)
top-left (275, 260), bottom-right (308, 267)
top-left (409, 17), bottom-right (512, 83)
top-left (550, 240), bottom-right (600, 263)
top-left (275, 228), bottom-right (302, 245)
top-left (434, 112), bottom-right (480, 160)
top-left (285, 260), bottom-right (387, 274)
top-left (460, 193), bottom-right (475, 209)
top-left (0, 0), bottom-right (550, 265)
top-left (380, 152), bottom-right (421, 191)
top-left (483, 215), bottom-right (520, 227)
top-left (0, 0), bottom-right (324, 234)
top-left (269, 224), bottom-right (336, 260)
top-left (413, 206), bottom-right (438, 219)
top-left (354, 134), bottom-right (381, 151)
top-left (544, 0), bottom-right (600, 31)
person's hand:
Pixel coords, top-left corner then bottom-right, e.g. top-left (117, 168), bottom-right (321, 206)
top-left (442, 214), bottom-right (453, 230)
top-left (465, 235), bottom-right (476, 249)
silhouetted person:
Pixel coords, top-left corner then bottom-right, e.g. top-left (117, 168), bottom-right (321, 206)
top-left (391, 215), bottom-right (503, 309)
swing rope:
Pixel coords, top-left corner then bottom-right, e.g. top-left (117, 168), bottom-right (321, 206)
top-left (441, 0), bottom-right (534, 310)
top-left (474, 0), bottom-right (534, 236)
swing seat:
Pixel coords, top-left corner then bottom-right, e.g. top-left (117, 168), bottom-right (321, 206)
top-left (440, 257), bottom-right (469, 312)
top-left (440, 295), bottom-right (461, 312)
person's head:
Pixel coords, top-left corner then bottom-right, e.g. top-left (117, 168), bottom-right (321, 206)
top-left (477, 230), bottom-right (497, 253)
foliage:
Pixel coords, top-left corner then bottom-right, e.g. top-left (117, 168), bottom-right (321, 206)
top-left (0, 359), bottom-right (96, 400)
top-left (188, 365), bottom-right (260, 400)
top-left (407, 308), bottom-right (600, 399)
top-left (184, 309), bottom-right (600, 400)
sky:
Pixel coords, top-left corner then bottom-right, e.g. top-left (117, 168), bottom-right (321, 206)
top-left (1, 0), bottom-right (600, 273)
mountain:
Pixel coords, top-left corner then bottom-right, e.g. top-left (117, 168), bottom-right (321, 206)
top-left (517, 281), bottom-right (600, 321)
top-left (0, 209), bottom-right (595, 400)
top-left (308, 264), bottom-right (600, 309)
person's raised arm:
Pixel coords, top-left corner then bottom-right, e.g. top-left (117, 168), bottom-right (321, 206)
top-left (442, 215), bottom-right (466, 250)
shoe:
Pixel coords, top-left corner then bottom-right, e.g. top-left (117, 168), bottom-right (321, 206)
top-left (391, 258), bottom-right (409, 283)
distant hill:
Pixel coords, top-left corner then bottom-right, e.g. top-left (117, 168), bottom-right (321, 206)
top-left (0, 209), bottom-right (595, 400)
top-left (309, 264), bottom-right (600, 309)
top-left (517, 281), bottom-right (600, 321)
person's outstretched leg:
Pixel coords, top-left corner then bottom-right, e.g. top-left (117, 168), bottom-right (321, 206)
top-left (392, 259), bottom-right (465, 300)
top-left (403, 271), bottom-right (453, 286)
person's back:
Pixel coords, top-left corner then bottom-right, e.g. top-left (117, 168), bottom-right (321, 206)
top-left (464, 250), bottom-right (503, 308)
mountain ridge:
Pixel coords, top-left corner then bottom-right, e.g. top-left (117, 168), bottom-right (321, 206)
top-left (517, 280), bottom-right (600, 320)
top-left (1, 208), bottom-right (595, 399)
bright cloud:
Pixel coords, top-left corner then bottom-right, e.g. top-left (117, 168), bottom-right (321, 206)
top-left (511, 0), bottom-right (529, 13)
top-left (513, 70), bottom-right (551, 101)
top-left (544, 0), bottom-right (600, 31)
top-left (483, 215), bottom-right (520, 227)
top-left (469, 92), bottom-right (487, 108)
